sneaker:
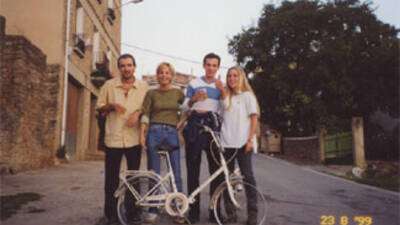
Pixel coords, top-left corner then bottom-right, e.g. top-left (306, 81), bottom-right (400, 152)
top-left (173, 216), bottom-right (186, 224)
top-left (144, 212), bottom-right (158, 224)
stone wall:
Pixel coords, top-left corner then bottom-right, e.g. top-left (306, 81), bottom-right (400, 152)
top-left (282, 137), bottom-right (320, 164)
top-left (0, 33), bottom-right (60, 172)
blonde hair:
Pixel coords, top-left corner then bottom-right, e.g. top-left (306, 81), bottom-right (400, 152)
top-left (225, 66), bottom-right (260, 113)
top-left (156, 62), bottom-right (176, 77)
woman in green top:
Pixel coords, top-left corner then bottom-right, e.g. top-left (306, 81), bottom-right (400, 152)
top-left (140, 62), bottom-right (185, 223)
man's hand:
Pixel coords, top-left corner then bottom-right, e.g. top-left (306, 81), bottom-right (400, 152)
top-left (190, 90), bottom-right (207, 105)
top-left (113, 103), bottom-right (126, 114)
top-left (215, 80), bottom-right (224, 92)
top-left (126, 111), bottom-right (140, 127)
top-left (215, 79), bottom-right (227, 100)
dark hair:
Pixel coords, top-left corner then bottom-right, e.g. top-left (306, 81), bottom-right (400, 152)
top-left (117, 53), bottom-right (136, 68)
top-left (203, 53), bottom-right (221, 66)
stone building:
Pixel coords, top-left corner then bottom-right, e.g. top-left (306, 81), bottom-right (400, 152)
top-left (0, 0), bottom-right (122, 171)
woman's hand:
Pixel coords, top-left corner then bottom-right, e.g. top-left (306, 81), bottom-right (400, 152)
top-left (245, 139), bottom-right (253, 153)
top-left (140, 123), bottom-right (148, 150)
top-left (176, 120), bottom-right (186, 130)
top-left (126, 111), bottom-right (140, 127)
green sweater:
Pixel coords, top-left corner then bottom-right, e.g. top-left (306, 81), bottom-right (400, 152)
top-left (141, 88), bottom-right (185, 126)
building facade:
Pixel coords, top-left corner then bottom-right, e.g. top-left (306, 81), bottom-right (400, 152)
top-left (0, 0), bottom-right (122, 170)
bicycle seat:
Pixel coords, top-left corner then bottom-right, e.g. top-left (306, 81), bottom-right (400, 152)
top-left (157, 144), bottom-right (171, 155)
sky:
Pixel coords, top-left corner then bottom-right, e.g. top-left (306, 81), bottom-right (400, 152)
top-left (121, 0), bottom-right (399, 79)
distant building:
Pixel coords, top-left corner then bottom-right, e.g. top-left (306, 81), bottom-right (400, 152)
top-left (0, 0), bottom-right (122, 171)
top-left (142, 72), bottom-right (196, 89)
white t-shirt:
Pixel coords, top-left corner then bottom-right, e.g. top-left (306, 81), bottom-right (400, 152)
top-left (220, 91), bottom-right (259, 152)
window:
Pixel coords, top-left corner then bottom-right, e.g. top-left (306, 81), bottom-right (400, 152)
top-left (74, 6), bottom-right (86, 58)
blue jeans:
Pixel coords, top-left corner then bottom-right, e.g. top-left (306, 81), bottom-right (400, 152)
top-left (147, 123), bottom-right (183, 192)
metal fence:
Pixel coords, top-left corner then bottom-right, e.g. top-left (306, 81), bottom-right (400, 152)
top-left (324, 132), bottom-right (353, 159)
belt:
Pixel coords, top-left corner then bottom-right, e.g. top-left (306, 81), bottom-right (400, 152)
top-left (150, 123), bottom-right (176, 128)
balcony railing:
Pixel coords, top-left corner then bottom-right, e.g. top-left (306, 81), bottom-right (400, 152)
top-left (92, 52), bottom-right (103, 69)
top-left (91, 56), bottom-right (111, 88)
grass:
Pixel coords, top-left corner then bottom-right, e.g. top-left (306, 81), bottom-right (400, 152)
top-left (345, 167), bottom-right (400, 192)
top-left (325, 156), bottom-right (399, 192)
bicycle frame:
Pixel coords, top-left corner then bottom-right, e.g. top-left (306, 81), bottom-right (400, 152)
top-left (187, 149), bottom-right (239, 208)
top-left (116, 125), bottom-right (240, 211)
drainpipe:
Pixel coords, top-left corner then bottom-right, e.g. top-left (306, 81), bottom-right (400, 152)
top-left (59, 0), bottom-right (73, 158)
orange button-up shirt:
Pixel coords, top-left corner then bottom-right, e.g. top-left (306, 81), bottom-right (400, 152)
top-left (96, 77), bottom-right (149, 148)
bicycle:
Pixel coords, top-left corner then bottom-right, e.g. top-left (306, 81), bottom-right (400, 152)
top-left (114, 125), bottom-right (267, 225)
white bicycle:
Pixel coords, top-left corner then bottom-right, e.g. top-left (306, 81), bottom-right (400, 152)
top-left (114, 125), bottom-right (267, 225)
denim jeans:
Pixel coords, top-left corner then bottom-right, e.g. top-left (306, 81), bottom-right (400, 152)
top-left (146, 123), bottom-right (183, 192)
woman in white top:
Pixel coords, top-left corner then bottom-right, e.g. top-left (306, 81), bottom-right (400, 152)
top-left (220, 66), bottom-right (259, 225)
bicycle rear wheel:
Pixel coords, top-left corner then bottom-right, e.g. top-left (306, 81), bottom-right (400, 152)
top-left (211, 179), bottom-right (267, 225)
top-left (116, 173), bottom-right (168, 225)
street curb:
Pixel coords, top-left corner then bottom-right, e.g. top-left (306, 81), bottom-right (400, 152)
top-left (257, 153), bottom-right (400, 197)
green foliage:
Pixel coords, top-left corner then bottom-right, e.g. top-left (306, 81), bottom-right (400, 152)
top-left (229, 0), bottom-right (399, 136)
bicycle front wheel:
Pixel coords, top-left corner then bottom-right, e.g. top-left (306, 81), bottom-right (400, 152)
top-left (211, 179), bottom-right (267, 225)
top-left (116, 173), bottom-right (168, 225)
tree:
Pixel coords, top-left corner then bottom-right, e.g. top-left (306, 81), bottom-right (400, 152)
top-left (229, 0), bottom-right (399, 136)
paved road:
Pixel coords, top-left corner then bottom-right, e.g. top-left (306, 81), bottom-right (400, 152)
top-left (1, 152), bottom-right (399, 225)
top-left (252, 155), bottom-right (399, 225)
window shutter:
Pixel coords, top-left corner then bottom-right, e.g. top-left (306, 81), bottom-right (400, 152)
top-left (108, 0), bottom-right (114, 9)
top-left (92, 32), bottom-right (100, 69)
top-left (107, 50), bottom-right (113, 71)
top-left (76, 7), bottom-right (84, 35)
